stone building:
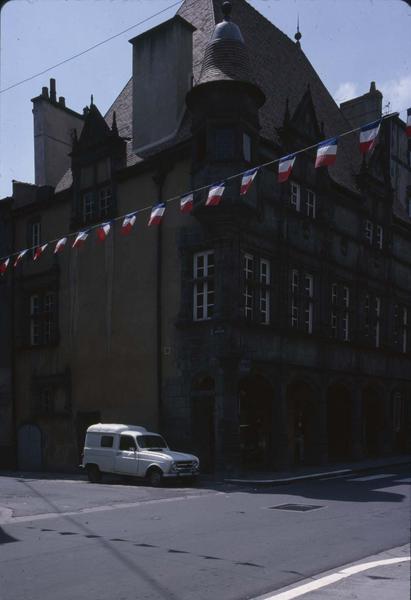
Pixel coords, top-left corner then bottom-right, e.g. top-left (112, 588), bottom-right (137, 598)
top-left (3, 0), bottom-right (411, 472)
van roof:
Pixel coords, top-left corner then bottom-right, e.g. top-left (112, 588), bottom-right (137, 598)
top-left (86, 423), bottom-right (147, 434)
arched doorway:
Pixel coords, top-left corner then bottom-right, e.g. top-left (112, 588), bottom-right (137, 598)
top-left (327, 383), bottom-right (352, 461)
top-left (286, 381), bottom-right (318, 465)
top-left (191, 375), bottom-right (215, 473)
top-left (18, 424), bottom-right (42, 471)
top-left (238, 375), bottom-right (273, 468)
top-left (362, 387), bottom-right (384, 456)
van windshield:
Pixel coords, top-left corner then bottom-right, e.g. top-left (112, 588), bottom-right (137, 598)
top-left (137, 435), bottom-right (168, 450)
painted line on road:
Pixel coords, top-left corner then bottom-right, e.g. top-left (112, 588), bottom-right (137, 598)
top-left (253, 555), bottom-right (410, 600)
top-left (0, 490), bottom-right (224, 525)
top-left (347, 473), bottom-right (395, 482)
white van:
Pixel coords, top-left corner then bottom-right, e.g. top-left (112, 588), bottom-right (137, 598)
top-left (81, 423), bottom-right (200, 486)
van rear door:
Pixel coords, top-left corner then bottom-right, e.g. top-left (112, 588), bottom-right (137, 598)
top-left (115, 434), bottom-right (138, 475)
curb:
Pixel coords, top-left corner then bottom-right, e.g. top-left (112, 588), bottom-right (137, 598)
top-left (222, 459), bottom-right (411, 486)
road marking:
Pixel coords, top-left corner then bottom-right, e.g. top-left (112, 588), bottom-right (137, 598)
top-left (0, 491), bottom-right (224, 525)
top-left (254, 556), bottom-right (410, 600)
top-left (347, 474), bottom-right (395, 482)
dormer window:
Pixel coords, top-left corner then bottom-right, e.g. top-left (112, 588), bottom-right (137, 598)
top-left (214, 127), bottom-right (235, 161)
top-left (78, 159), bottom-right (112, 225)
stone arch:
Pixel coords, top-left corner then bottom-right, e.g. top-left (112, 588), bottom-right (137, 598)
top-left (327, 382), bottom-right (352, 461)
top-left (286, 379), bottom-right (320, 465)
top-left (362, 385), bottom-right (384, 456)
top-left (238, 373), bottom-right (273, 467)
top-left (191, 374), bottom-right (215, 473)
top-left (18, 423), bottom-right (42, 471)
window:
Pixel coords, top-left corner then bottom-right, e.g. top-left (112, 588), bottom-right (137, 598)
top-left (408, 198), bottom-right (411, 218)
top-left (375, 296), bottom-right (381, 348)
top-left (120, 435), bottom-right (136, 451)
top-left (364, 294), bottom-right (370, 338)
top-left (215, 128), bottom-right (235, 161)
top-left (290, 182), bottom-right (300, 211)
top-left (342, 286), bottom-right (350, 341)
top-left (30, 294), bottom-right (40, 346)
top-left (376, 225), bottom-right (383, 249)
top-left (244, 253), bottom-right (254, 320)
top-left (306, 190), bottom-right (316, 218)
top-left (193, 251), bottom-right (215, 321)
top-left (31, 221), bottom-right (41, 249)
top-left (243, 133), bottom-right (251, 162)
top-left (260, 259), bottom-right (271, 325)
top-left (331, 283), bottom-right (337, 305)
top-left (82, 191), bottom-right (95, 222)
top-left (100, 435), bottom-right (114, 448)
top-left (290, 269), bottom-right (314, 333)
top-left (331, 311), bottom-right (338, 339)
top-left (402, 307), bottom-right (408, 354)
top-left (365, 220), bottom-right (373, 244)
top-left (303, 274), bottom-right (314, 334)
top-left (29, 291), bottom-right (56, 346)
top-left (99, 186), bottom-right (112, 218)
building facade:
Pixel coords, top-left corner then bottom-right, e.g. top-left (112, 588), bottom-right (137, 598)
top-left (2, 0), bottom-right (411, 472)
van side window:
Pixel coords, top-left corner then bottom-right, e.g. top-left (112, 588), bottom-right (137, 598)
top-left (100, 435), bottom-right (114, 448)
top-left (120, 435), bottom-right (136, 451)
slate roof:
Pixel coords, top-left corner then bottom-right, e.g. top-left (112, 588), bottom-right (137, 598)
top-left (56, 0), bottom-right (362, 194)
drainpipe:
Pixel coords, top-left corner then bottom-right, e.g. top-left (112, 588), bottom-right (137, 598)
top-left (153, 170), bottom-right (167, 432)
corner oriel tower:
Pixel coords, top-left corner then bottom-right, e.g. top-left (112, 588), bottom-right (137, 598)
top-left (186, 1), bottom-right (265, 202)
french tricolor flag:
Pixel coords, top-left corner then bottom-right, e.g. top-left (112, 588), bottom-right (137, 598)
top-left (97, 222), bottom-right (111, 241)
top-left (278, 154), bottom-right (296, 183)
top-left (240, 168), bottom-right (258, 195)
top-left (359, 120), bottom-right (381, 154)
top-left (0, 258), bottom-right (10, 274)
top-left (206, 183), bottom-right (225, 206)
top-left (406, 109), bottom-right (411, 138)
top-left (14, 249), bottom-right (28, 268)
top-left (33, 244), bottom-right (48, 261)
top-left (148, 203), bottom-right (166, 226)
top-left (54, 237), bottom-right (67, 254)
top-left (180, 193), bottom-right (193, 214)
top-left (72, 230), bottom-right (89, 249)
top-left (122, 213), bottom-right (137, 235)
top-left (315, 137), bottom-right (338, 168)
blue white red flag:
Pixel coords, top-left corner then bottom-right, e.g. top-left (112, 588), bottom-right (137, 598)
top-left (72, 231), bottom-right (89, 248)
top-left (0, 258), bottom-right (10, 274)
top-left (54, 237), bottom-right (67, 254)
top-left (206, 183), bottom-right (225, 206)
top-left (121, 213), bottom-right (137, 235)
top-left (240, 168), bottom-right (258, 195)
top-left (148, 203), bottom-right (166, 226)
top-left (14, 249), bottom-right (28, 267)
top-left (180, 193), bottom-right (193, 214)
top-left (406, 109), bottom-right (411, 138)
top-left (97, 222), bottom-right (112, 241)
top-left (315, 137), bottom-right (338, 168)
top-left (33, 244), bottom-right (48, 261)
top-left (359, 120), bottom-right (381, 154)
top-left (278, 154), bottom-right (296, 183)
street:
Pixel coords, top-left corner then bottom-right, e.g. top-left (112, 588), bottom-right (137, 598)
top-left (0, 465), bottom-right (409, 600)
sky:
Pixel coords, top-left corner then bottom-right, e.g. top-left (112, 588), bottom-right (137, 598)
top-left (0, 0), bottom-right (410, 199)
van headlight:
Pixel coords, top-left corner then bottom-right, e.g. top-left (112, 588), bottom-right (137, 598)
top-left (170, 461), bottom-right (177, 473)
top-left (193, 459), bottom-right (200, 470)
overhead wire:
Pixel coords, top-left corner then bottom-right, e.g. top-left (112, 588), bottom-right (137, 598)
top-left (0, 109), bottom-right (404, 264)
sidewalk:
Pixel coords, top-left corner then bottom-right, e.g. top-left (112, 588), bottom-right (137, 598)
top-left (212, 454), bottom-right (411, 486)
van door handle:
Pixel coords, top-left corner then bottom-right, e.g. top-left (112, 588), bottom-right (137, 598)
top-left (116, 451), bottom-right (122, 456)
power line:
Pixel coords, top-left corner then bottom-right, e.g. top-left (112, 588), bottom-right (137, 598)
top-left (0, 0), bottom-right (182, 95)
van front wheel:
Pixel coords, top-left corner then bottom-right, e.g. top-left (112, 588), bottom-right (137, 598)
top-left (147, 468), bottom-right (163, 487)
top-left (86, 464), bottom-right (102, 483)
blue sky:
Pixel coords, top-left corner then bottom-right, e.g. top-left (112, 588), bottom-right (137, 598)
top-left (0, 0), bottom-right (410, 199)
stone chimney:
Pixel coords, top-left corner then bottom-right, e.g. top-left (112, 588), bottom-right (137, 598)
top-left (31, 78), bottom-right (85, 187)
top-left (129, 15), bottom-right (195, 155)
top-left (340, 81), bottom-right (383, 128)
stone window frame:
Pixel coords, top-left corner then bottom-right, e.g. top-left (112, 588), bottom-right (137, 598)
top-left (290, 268), bottom-right (314, 334)
top-left (29, 290), bottom-right (57, 347)
top-left (193, 250), bottom-right (215, 322)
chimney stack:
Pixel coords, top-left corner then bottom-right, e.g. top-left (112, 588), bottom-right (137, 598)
top-left (50, 78), bottom-right (57, 103)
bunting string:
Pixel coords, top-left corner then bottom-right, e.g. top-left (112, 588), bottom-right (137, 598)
top-left (1, 108), bottom-right (409, 271)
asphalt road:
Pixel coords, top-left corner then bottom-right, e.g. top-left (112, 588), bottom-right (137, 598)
top-left (0, 465), bottom-right (409, 600)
